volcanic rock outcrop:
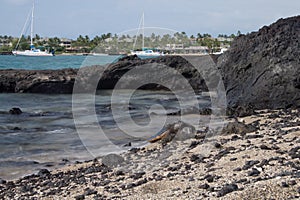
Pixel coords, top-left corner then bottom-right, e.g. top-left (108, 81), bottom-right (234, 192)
top-left (218, 15), bottom-right (300, 110)
top-left (0, 56), bottom-right (210, 94)
top-left (0, 68), bottom-right (77, 94)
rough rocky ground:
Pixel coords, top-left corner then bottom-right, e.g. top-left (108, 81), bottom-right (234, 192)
top-left (0, 109), bottom-right (299, 199)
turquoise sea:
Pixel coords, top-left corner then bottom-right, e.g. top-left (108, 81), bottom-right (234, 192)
top-left (0, 55), bottom-right (121, 70)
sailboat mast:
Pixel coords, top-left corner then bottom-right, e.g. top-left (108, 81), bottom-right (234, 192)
top-left (142, 12), bottom-right (144, 50)
top-left (30, 1), bottom-right (34, 48)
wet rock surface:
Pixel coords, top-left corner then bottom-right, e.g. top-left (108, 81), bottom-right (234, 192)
top-left (8, 107), bottom-right (22, 115)
top-left (0, 68), bottom-right (77, 93)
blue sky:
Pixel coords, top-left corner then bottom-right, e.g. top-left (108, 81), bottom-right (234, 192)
top-left (1, 0), bottom-right (299, 39)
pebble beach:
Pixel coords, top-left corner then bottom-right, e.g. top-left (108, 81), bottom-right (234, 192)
top-left (1, 109), bottom-right (299, 199)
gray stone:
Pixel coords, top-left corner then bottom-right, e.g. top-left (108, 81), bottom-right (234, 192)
top-left (101, 154), bottom-right (125, 168)
top-left (217, 183), bottom-right (238, 197)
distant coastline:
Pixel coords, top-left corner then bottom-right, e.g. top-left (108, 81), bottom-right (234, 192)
top-left (0, 32), bottom-right (235, 55)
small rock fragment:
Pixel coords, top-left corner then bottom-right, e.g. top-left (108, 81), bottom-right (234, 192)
top-left (217, 184), bottom-right (238, 197)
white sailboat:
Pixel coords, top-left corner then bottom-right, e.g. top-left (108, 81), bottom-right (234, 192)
top-left (130, 13), bottom-right (163, 57)
top-left (12, 1), bottom-right (54, 57)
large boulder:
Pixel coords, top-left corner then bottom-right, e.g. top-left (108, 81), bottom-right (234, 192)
top-left (0, 68), bottom-right (77, 94)
top-left (97, 55), bottom-right (210, 92)
top-left (218, 15), bottom-right (300, 109)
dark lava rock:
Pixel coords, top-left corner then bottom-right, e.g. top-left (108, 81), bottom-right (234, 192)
top-left (62, 158), bottom-right (69, 163)
top-left (218, 15), bottom-right (300, 110)
top-left (257, 159), bottom-right (269, 168)
top-left (154, 175), bottom-right (164, 181)
top-left (242, 160), bottom-right (260, 170)
top-left (123, 142), bottom-right (132, 147)
top-left (204, 174), bottom-right (215, 183)
top-left (168, 164), bottom-right (182, 171)
top-left (185, 164), bottom-right (192, 170)
top-left (227, 105), bottom-right (256, 117)
top-left (98, 55), bottom-right (211, 92)
top-left (217, 183), bottom-right (238, 197)
top-left (0, 68), bottom-right (77, 94)
top-left (233, 167), bottom-right (242, 172)
top-left (37, 169), bottom-right (51, 177)
top-left (260, 144), bottom-right (272, 150)
top-left (287, 180), bottom-right (297, 186)
top-left (109, 188), bottom-right (120, 194)
top-left (190, 154), bottom-right (204, 163)
top-left (118, 54), bottom-right (141, 62)
top-left (231, 135), bottom-right (241, 140)
top-left (221, 121), bottom-right (257, 135)
top-left (288, 146), bottom-right (300, 159)
top-left (281, 182), bottom-right (289, 188)
top-left (129, 148), bottom-right (140, 153)
top-left (198, 108), bottom-right (212, 115)
top-left (214, 142), bottom-right (222, 148)
top-left (248, 168), bottom-right (261, 176)
top-left (189, 141), bottom-right (200, 149)
top-left (101, 154), bottom-right (125, 167)
top-left (96, 180), bottom-right (111, 187)
top-left (126, 183), bottom-right (136, 189)
top-left (130, 172), bottom-right (146, 180)
top-left (0, 55), bottom-right (211, 94)
top-left (0, 178), bottom-right (6, 184)
top-left (114, 170), bottom-right (125, 176)
top-left (84, 188), bottom-right (97, 196)
top-left (136, 178), bottom-right (148, 186)
top-left (20, 185), bottom-right (33, 193)
top-left (75, 194), bottom-right (85, 200)
top-left (9, 107), bottom-right (22, 115)
top-left (199, 183), bottom-right (210, 189)
top-left (214, 147), bottom-right (235, 160)
top-left (236, 178), bottom-right (248, 183)
top-left (119, 184), bottom-right (126, 190)
top-left (245, 134), bottom-right (264, 139)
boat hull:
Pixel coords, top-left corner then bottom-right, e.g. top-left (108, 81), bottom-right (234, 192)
top-left (12, 50), bottom-right (53, 57)
top-left (130, 50), bottom-right (163, 57)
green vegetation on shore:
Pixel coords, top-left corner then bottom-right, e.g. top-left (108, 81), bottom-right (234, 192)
top-left (0, 31), bottom-right (238, 54)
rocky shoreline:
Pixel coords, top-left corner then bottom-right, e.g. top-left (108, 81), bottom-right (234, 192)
top-left (0, 55), bottom-right (211, 94)
top-left (0, 109), bottom-right (299, 199)
top-left (0, 18), bottom-right (299, 111)
top-left (0, 15), bottom-right (300, 199)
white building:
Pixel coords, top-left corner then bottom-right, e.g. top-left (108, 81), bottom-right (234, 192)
top-left (59, 38), bottom-right (72, 48)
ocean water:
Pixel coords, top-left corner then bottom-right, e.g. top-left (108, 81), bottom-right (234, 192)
top-left (0, 55), bottom-right (212, 180)
top-left (0, 55), bottom-right (121, 70)
top-left (0, 90), bottom-right (210, 180)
